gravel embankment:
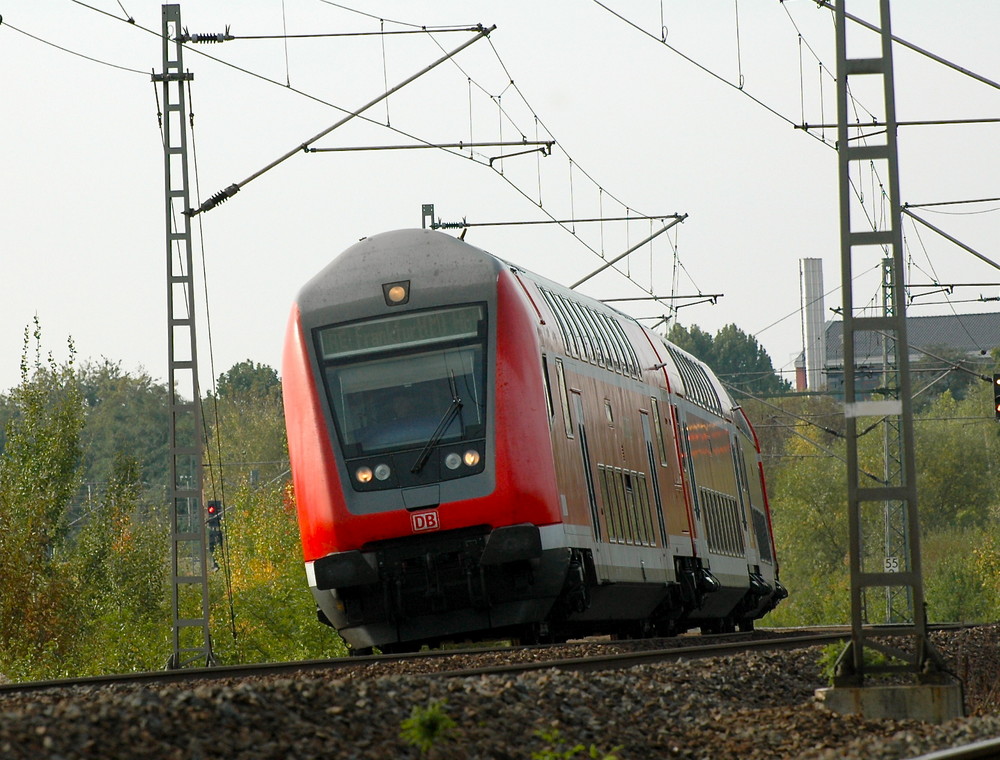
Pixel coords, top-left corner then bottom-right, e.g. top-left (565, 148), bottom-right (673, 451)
top-left (1, 626), bottom-right (998, 759)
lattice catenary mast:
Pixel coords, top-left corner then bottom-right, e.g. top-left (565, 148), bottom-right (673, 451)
top-left (153, 3), bottom-right (215, 669)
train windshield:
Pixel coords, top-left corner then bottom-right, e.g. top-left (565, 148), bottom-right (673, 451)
top-left (317, 305), bottom-right (487, 457)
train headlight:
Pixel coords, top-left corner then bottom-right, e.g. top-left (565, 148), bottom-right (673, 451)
top-left (382, 280), bottom-right (410, 306)
top-left (355, 466), bottom-right (373, 484)
top-left (463, 449), bottom-right (481, 467)
top-left (444, 452), bottom-right (462, 470)
top-left (374, 463), bottom-right (392, 481)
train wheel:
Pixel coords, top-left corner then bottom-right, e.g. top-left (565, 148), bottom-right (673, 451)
top-left (654, 619), bottom-right (679, 638)
top-left (380, 641), bottom-right (425, 654)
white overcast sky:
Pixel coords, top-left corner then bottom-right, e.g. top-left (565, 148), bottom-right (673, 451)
top-left (1, 1), bottom-right (998, 394)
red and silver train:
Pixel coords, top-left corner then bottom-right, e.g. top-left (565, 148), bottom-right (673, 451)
top-left (283, 229), bottom-right (785, 653)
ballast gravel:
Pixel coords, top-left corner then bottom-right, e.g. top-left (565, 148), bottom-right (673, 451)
top-left (1, 626), bottom-right (999, 759)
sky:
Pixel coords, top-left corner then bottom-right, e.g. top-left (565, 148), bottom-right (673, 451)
top-left (1, 1), bottom-right (998, 395)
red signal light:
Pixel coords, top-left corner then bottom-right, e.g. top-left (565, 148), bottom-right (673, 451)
top-left (994, 374), bottom-right (1000, 421)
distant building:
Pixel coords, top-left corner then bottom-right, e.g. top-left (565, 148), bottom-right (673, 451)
top-left (823, 312), bottom-right (1000, 396)
top-left (796, 258), bottom-right (999, 394)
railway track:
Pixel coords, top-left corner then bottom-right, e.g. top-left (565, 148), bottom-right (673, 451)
top-left (0, 623), bottom-right (997, 760)
top-left (0, 628), bottom-right (845, 695)
top-left (907, 737), bottom-right (1000, 760)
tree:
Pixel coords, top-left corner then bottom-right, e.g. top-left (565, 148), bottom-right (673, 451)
top-left (203, 361), bottom-right (345, 662)
top-left (762, 367), bottom-right (1000, 627)
top-left (209, 478), bottom-right (343, 663)
top-left (913, 387), bottom-right (998, 532)
top-left (909, 345), bottom-right (992, 411)
top-left (213, 360), bottom-right (282, 404)
top-left (665, 323), bottom-right (715, 364)
top-left (0, 320), bottom-right (84, 679)
top-left (76, 359), bottom-right (172, 502)
top-left (69, 451), bottom-right (171, 675)
top-left (762, 426), bottom-right (851, 626)
top-left (667, 322), bottom-right (790, 397)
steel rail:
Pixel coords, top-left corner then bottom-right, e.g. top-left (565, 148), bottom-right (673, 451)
top-left (1, 623), bottom-right (975, 696)
top-left (432, 632), bottom-right (848, 678)
top-left (0, 631), bottom-right (844, 696)
top-left (904, 738), bottom-right (1000, 760)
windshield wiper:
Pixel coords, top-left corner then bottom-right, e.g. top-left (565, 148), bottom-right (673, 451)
top-left (411, 372), bottom-right (463, 474)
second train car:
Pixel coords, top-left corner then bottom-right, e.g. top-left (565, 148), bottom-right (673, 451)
top-left (282, 228), bottom-right (786, 652)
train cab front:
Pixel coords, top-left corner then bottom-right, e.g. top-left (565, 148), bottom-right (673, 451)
top-left (285, 230), bottom-right (567, 652)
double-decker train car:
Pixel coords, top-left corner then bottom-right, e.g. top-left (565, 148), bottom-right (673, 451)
top-left (282, 228), bottom-right (785, 652)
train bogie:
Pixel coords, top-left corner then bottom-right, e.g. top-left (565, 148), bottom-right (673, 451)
top-left (283, 229), bottom-right (785, 651)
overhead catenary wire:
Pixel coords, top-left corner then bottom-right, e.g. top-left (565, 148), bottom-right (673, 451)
top-left (188, 24), bottom-right (496, 216)
top-left (590, 0), bottom-right (822, 144)
top-left (571, 216), bottom-right (687, 290)
top-left (778, 0), bottom-right (997, 356)
top-left (315, 0), bottom-right (478, 32)
top-left (903, 209), bottom-right (1000, 273)
top-left (906, 197), bottom-right (1000, 213)
top-left (64, 0), bottom-right (685, 311)
top-left (65, 0), bottom-right (495, 173)
top-left (175, 73), bottom-right (239, 645)
top-left (412, 13), bottom-right (700, 305)
top-left (176, 27), bottom-right (487, 42)
top-left (2, 19), bottom-right (148, 75)
top-left (811, 0), bottom-right (1000, 92)
top-left (280, 0), bottom-right (291, 86)
top-left (427, 213), bottom-right (679, 228)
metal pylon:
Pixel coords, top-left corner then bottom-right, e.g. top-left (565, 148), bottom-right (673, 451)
top-left (154, 3), bottom-right (215, 668)
top-left (833, 0), bottom-right (937, 684)
top-left (880, 257), bottom-right (911, 624)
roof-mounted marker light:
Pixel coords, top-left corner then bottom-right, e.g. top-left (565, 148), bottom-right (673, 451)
top-left (383, 281), bottom-right (410, 306)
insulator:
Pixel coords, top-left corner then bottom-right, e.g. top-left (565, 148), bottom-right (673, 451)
top-left (186, 32), bottom-right (234, 43)
top-left (205, 184), bottom-right (239, 209)
top-left (185, 184), bottom-right (240, 216)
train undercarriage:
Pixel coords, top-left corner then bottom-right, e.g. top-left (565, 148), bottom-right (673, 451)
top-left (311, 524), bottom-right (786, 654)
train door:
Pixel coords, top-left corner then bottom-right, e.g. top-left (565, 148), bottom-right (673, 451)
top-left (571, 390), bottom-right (602, 541)
top-left (677, 411), bottom-right (708, 554)
top-left (639, 410), bottom-right (667, 544)
top-left (730, 433), bottom-right (757, 561)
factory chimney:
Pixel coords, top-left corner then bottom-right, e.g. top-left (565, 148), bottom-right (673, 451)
top-left (799, 258), bottom-right (826, 391)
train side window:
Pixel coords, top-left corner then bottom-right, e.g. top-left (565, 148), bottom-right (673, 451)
top-left (623, 472), bottom-right (637, 544)
top-left (608, 468), bottom-right (625, 543)
top-left (635, 472), bottom-right (655, 546)
top-left (604, 313), bottom-right (638, 377)
top-left (597, 465), bottom-right (612, 542)
top-left (615, 321), bottom-right (642, 378)
top-left (540, 290), bottom-right (573, 356)
top-left (599, 465), bottom-right (621, 542)
top-left (555, 358), bottom-right (573, 439)
top-left (650, 397), bottom-right (669, 467)
top-left (552, 295), bottom-right (580, 359)
top-left (578, 306), bottom-right (609, 369)
top-left (541, 355), bottom-right (555, 422)
top-left (548, 294), bottom-right (581, 359)
top-left (562, 297), bottom-right (595, 365)
top-left (595, 312), bottom-right (625, 373)
top-left (616, 469), bottom-right (635, 544)
top-left (594, 312), bottom-right (618, 371)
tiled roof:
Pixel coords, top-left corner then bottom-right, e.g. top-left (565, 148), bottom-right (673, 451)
top-left (825, 311), bottom-right (1000, 365)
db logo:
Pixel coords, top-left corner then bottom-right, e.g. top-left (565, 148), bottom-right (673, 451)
top-left (410, 510), bottom-right (440, 533)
